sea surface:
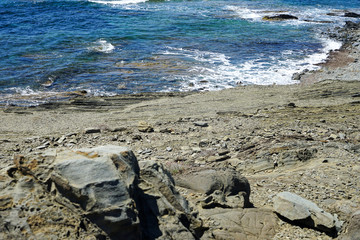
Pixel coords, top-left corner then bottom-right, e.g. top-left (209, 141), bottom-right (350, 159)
top-left (1, 0), bottom-right (360, 106)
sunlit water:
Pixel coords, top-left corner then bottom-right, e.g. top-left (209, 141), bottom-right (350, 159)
top-left (1, 0), bottom-right (360, 106)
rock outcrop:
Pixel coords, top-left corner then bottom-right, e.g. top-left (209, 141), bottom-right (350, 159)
top-left (200, 208), bottom-right (279, 240)
top-left (262, 14), bottom-right (298, 21)
top-left (1, 145), bottom-right (208, 239)
top-left (137, 160), bottom-right (203, 239)
top-left (51, 145), bottom-right (141, 239)
top-left (273, 192), bottom-right (342, 235)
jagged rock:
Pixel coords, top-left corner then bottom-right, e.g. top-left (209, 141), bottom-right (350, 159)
top-left (50, 145), bottom-right (141, 239)
top-left (200, 208), bottom-right (279, 240)
top-left (4, 146), bottom-right (208, 239)
top-left (273, 192), bottom-right (342, 235)
top-left (175, 169), bottom-right (251, 208)
top-left (263, 14), bottom-right (298, 21)
top-left (339, 210), bottom-right (360, 240)
top-left (0, 167), bottom-right (106, 240)
top-left (137, 160), bottom-right (203, 239)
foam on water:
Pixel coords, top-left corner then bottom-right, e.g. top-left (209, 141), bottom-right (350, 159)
top-left (0, 87), bottom-right (61, 107)
top-left (1, 0), bottom-right (359, 106)
top-left (89, 39), bottom-right (115, 53)
top-left (161, 35), bottom-right (342, 91)
top-left (88, 0), bottom-right (147, 5)
top-left (224, 6), bottom-right (264, 21)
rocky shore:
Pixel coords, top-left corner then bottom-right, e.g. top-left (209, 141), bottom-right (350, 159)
top-left (1, 23), bottom-right (360, 239)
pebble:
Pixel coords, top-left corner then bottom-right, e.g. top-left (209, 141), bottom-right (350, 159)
top-left (84, 128), bottom-right (101, 134)
top-left (36, 141), bottom-right (50, 150)
top-left (111, 127), bottom-right (127, 132)
top-left (57, 136), bottom-right (66, 144)
top-left (194, 121), bottom-right (208, 127)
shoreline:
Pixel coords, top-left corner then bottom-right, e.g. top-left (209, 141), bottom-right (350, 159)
top-left (298, 21), bottom-right (360, 84)
top-left (1, 22), bottom-right (360, 240)
top-left (1, 21), bottom-right (358, 108)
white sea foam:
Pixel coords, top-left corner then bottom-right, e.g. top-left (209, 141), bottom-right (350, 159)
top-left (88, 0), bottom-right (147, 5)
top-left (89, 39), bottom-right (115, 53)
top-left (224, 6), bottom-right (264, 21)
top-left (0, 86), bottom-right (61, 107)
top-left (161, 36), bottom-right (342, 92)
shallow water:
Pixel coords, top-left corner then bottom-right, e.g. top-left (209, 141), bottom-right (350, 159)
top-left (1, 0), bottom-right (360, 106)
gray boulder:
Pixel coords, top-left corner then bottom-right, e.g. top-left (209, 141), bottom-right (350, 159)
top-left (175, 169), bottom-right (252, 208)
top-left (51, 145), bottom-right (141, 239)
top-left (339, 210), bottom-right (360, 240)
top-left (273, 192), bottom-right (342, 235)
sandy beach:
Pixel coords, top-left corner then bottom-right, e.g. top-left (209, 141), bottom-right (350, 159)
top-left (1, 22), bottom-right (360, 240)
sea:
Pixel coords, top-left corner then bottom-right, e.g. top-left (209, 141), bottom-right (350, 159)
top-left (1, 0), bottom-right (360, 106)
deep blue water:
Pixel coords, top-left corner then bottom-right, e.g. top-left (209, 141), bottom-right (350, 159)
top-left (1, 0), bottom-right (360, 106)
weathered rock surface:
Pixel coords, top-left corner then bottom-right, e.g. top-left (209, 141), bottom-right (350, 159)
top-left (175, 169), bottom-right (252, 208)
top-left (273, 192), bottom-right (342, 235)
top-left (137, 160), bottom-right (202, 239)
top-left (200, 208), bottom-right (279, 240)
top-left (339, 210), bottom-right (360, 240)
top-left (0, 167), bottom-right (107, 240)
top-left (1, 146), bottom-right (210, 239)
top-left (51, 145), bottom-right (141, 239)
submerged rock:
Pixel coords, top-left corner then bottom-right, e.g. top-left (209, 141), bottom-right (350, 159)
top-left (263, 14), bottom-right (298, 21)
top-left (344, 12), bottom-right (360, 18)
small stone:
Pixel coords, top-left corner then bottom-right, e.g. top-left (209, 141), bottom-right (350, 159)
top-left (57, 135), bottom-right (66, 144)
top-left (227, 158), bottom-right (241, 167)
top-left (166, 147), bottom-right (172, 152)
top-left (223, 136), bottom-right (230, 141)
top-left (218, 150), bottom-right (230, 156)
top-left (160, 128), bottom-right (174, 133)
top-left (288, 102), bottom-right (296, 108)
top-left (111, 127), bottom-right (127, 132)
top-left (338, 133), bottom-right (346, 140)
top-left (194, 121), bottom-right (208, 127)
top-left (84, 128), bottom-right (101, 134)
top-left (329, 134), bottom-right (338, 140)
top-left (36, 141), bottom-right (50, 150)
top-left (138, 121), bottom-right (154, 133)
top-left (199, 139), bottom-right (209, 147)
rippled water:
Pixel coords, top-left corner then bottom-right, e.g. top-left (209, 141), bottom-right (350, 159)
top-left (1, 0), bottom-right (360, 106)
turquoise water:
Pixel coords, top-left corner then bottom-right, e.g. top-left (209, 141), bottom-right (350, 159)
top-left (1, 0), bottom-right (360, 106)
